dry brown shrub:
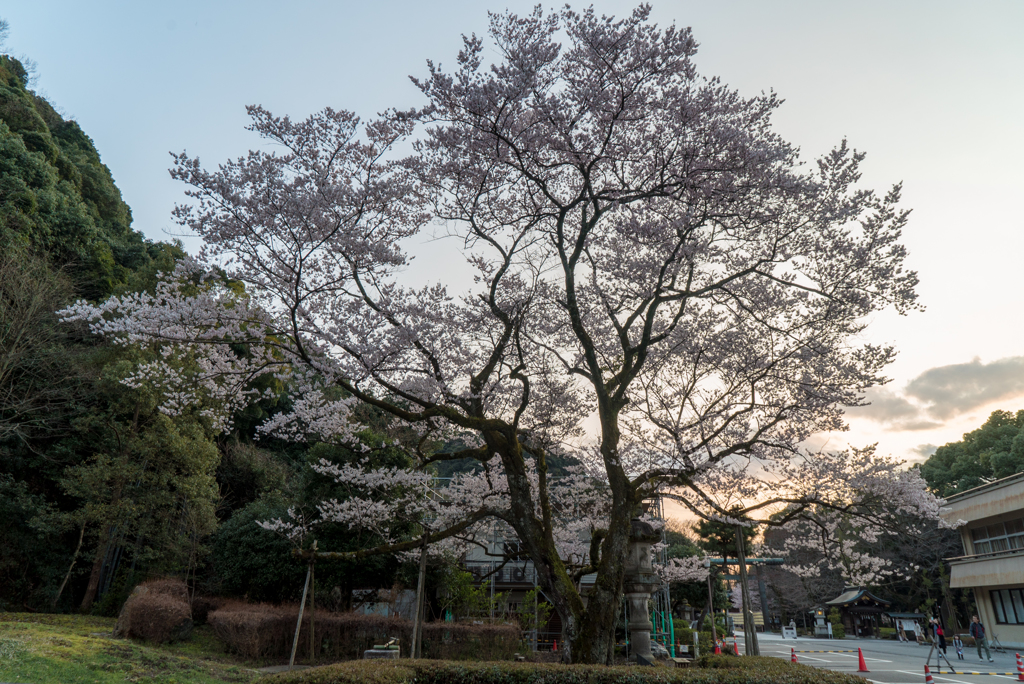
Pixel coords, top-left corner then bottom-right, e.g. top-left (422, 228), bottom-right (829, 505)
top-left (115, 578), bottom-right (193, 643)
top-left (208, 600), bottom-right (290, 659)
top-left (141, 577), bottom-right (190, 600)
top-left (190, 595), bottom-right (221, 625)
top-left (208, 603), bottom-right (519, 663)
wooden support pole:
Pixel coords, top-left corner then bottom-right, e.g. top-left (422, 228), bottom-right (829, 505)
top-left (290, 561), bottom-right (312, 670)
top-left (309, 554), bottom-right (315, 664)
top-left (411, 535), bottom-right (428, 659)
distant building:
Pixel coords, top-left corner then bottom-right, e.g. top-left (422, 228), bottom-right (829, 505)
top-left (462, 533), bottom-right (568, 649)
top-left (461, 502), bottom-right (675, 652)
top-left (941, 471), bottom-right (1024, 648)
top-left (824, 586), bottom-right (891, 638)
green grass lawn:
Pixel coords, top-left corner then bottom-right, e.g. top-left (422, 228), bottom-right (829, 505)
top-left (0, 613), bottom-right (261, 684)
top-left (0, 614), bottom-right (871, 684)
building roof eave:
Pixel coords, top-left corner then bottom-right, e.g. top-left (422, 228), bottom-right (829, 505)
top-left (824, 588), bottom-right (892, 608)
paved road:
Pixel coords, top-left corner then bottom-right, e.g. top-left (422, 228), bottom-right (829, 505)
top-left (751, 632), bottom-right (1022, 684)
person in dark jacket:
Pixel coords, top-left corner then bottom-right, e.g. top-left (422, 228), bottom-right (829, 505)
top-left (969, 615), bottom-right (994, 662)
top-left (933, 619), bottom-right (947, 654)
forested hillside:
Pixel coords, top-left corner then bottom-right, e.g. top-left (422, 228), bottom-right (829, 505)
top-left (0, 54), bottom-right (156, 299)
top-left (0, 48), bottom-right (408, 614)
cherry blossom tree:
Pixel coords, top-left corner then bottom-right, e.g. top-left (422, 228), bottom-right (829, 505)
top-left (60, 5), bottom-right (946, 663)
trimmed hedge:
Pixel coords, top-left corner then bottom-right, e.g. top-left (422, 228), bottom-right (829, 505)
top-left (697, 630), bottom-right (714, 656)
top-left (208, 602), bottom-right (519, 661)
top-left (263, 656), bottom-right (869, 684)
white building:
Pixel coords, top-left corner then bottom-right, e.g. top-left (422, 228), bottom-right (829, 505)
top-left (941, 471), bottom-right (1024, 648)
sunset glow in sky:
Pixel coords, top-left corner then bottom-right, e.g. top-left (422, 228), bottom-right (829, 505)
top-left (6, 1), bottom-right (1023, 465)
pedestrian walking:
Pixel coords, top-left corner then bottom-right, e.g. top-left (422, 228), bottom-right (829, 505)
top-left (934, 620), bottom-right (946, 654)
top-left (969, 615), bottom-right (994, 662)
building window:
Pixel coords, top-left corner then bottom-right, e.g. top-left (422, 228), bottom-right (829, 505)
top-left (970, 518), bottom-right (1024, 555)
top-left (991, 589), bottom-right (1024, 624)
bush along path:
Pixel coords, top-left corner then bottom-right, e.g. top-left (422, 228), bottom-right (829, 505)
top-left (263, 656), bottom-right (870, 684)
top-left (0, 613), bottom-right (260, 684)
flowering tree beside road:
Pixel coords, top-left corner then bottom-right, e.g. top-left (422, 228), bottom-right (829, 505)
top-left (61, 5), bottom-right (943, 663)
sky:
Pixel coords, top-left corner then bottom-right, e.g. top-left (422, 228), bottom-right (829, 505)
top-left (5, 1), bottom-right (1024, 466)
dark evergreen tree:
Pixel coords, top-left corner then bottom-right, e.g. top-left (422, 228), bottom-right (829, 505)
top-left (920, 410), bottom-right (1024, 497)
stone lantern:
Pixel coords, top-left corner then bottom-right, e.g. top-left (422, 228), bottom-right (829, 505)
top-left (624, 517), bottom-right (663, 662)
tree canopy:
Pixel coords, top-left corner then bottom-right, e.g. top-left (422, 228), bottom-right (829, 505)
top-left (61, 5), bottom-right (942, 663)
top-left (920, 409), bottom-right (1024, 497)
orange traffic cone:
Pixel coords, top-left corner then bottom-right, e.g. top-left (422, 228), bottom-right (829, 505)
top-left (733, 640), bottom-right (740, 655)
top-left (713, 641), bottom-right (721, 654)
top-left (924, 665), bottom-right (934, 684)
top-left (857, 647), bottom-right (869, 673)
top-left (791, 647), bottom-right (797, 663)
top-left (553, 639), bottom-right (558, 652)
top-left (1016, 652), bottom-right (1024, 681)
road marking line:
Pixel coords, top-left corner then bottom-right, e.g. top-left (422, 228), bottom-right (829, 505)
top-left (895, 669), bottom-right (983, 684)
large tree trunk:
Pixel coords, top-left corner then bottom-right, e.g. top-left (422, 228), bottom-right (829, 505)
top-left (80, 483), bottom-right (123, 613)
top-left (499, 404), bottom-right (637, 664)
top-left (495, 430), bottom-right (589, 662)
top-left (570, 516), bottom-right (629, 662)
top-left (79, 534), bottom-right (109, 612)
top-left (570, 481), bottom-right (634, 663)
top-left (507, 514), bottom-right (587, 661)
top-left (571, 407), bottom-right (637, 664)
top-left (488, 417), bottom-right (638, 665)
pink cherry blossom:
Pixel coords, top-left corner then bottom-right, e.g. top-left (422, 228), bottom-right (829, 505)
top-left (59, 5), bottom-right (943, 663)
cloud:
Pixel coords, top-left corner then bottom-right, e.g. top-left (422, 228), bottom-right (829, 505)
top-left (912, 444), bottom-right (938, 459)
top-left (846, 387), bottom-right (942, 431)
top-left (904, 357), bottom-right (1024, 420)
top-left (847, 356), bottom-right (1024, 430)
top-left (848, 388), bottom-right (919, 422)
